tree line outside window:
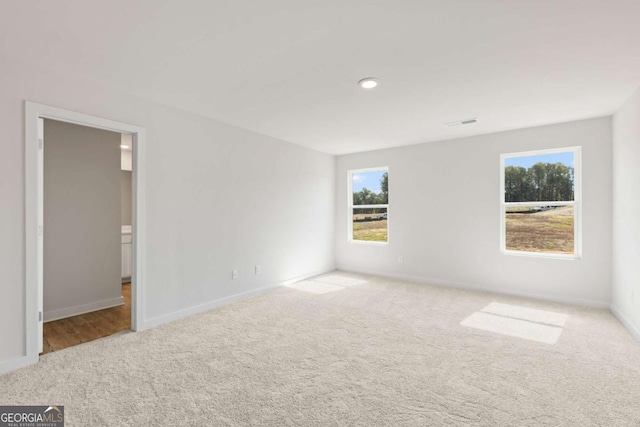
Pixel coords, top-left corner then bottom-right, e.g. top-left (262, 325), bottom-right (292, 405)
top-left (352, 172), bottom-right (388, 213)
top-left (504, 162), bottom-right (574, 203)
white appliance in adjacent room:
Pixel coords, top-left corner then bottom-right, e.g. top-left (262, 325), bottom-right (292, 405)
top-left (121, 225), bottom-right (132, 281)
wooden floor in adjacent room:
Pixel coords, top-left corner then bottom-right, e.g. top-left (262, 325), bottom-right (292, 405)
top-left (42, 283), bottom-right (131, 354)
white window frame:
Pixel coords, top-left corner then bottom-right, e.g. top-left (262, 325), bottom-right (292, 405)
top-left (500, 146), bottom-right (582, 260)
top-left (348, 166), bottom-right (389, 245)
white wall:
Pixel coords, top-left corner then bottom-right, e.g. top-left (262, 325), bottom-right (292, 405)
top-left (612, 87), bottom-right (640, 340)
top-left (0, 56), bottom-right (335, 366)
top-left (43, 119), bottom-right (123, 321)
top-left (336, 118), bottom-right (612, 307)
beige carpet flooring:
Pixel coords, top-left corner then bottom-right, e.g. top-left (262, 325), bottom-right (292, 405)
top-left (1, 271), bottom-right (640, 426)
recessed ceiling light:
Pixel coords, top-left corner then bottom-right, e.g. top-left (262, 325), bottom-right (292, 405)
top-left (358, 77), bottom-right (379, 89)
top-left (120, 145), bottom-right (130, 149)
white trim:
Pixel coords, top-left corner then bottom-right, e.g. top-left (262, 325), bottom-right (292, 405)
top-left (574, 146), bottom-right (583, 259)
top-left (44, 297), bottom-right (124, 323)
top-left (337, 267), bottom-right (611, 309)
top-left (142, 269), bottom-right (333, 329)
top-left (502, 250), bottom-right (579, 260)
top-left (347, 166), bottom-right (389, 245)
top-left (130, 129), bottom-right (147, 332)
top-left (504, 201), bottom-right (575, 207)
top-left (352, 204), bottom-right (390, 209)
top-left (499, 146), bottom-right (582, 260)
top-left (500, 146), bottom-right (582, 159)
top-left (348, 165), bottom-right (389, 174)
top-left (610, 305), bottom-right (640, 342)
top-left (24, 101), bottom-right (147, 371)
top-left (37, 118), bottom-right (44, 353)
top-left (348, 240), bottom-right (389, 246)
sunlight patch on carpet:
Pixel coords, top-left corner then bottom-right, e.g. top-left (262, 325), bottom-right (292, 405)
top-left (285, 274), bottom-right (368, 294)
top-left (481, 302), bottom-right (568, 327)
top-left (461, 302), bottom-right (568, 344)
top-left (284, 280), bottom-right (345, 294)
top-left (313, 274), bottom-right (368, 287)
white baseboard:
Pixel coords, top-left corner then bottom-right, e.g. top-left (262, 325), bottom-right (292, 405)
top-left (611, 305), bottom-right (640, 342)
top-left (0, 355), bottom-right (38, 376)
top-left (44, 296), bottom-right (124, 322)
top-left (337, 267), bottom-right (611, 309)
top-left (142, 268), bottom-right (335, 330)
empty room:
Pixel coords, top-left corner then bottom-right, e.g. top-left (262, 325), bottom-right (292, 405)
top-left (1, 1), bottom-right (639, 426)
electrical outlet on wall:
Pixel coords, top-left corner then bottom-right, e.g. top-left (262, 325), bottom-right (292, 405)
top-left (232, 269), bottom-right (238, 280)
top-left (255, 265), bottom-right (261, 275)
top-left (398, 256), bottom-right (404, 264)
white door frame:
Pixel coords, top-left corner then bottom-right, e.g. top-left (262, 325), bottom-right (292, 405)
top-left (25, 101), bottom-right (147, 362)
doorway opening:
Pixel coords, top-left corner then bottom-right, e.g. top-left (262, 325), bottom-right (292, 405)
top-left (25, 102), bottom-right (146, 363)
top-left (40, 119), bottom-right (133, 352)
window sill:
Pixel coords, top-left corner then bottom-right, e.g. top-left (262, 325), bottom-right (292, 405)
top-left (349, 240), bottom-right (389, 246)
top-left (502, 250), bottom-right (581, 260)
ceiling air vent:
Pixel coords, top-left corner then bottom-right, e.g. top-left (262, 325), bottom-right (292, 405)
top-left (445, 118), bottom-right (478, 127)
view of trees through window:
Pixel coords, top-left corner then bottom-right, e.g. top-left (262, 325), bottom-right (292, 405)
top-left (503, 149), bottom-right (578, 255)
top-left (505, 162), bottom-right (574, 202)
top-left (351, 168), bottom-right (388, 242)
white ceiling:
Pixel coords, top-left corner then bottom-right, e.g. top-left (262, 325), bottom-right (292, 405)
top-left (2, 0), bottom-right (640, 155)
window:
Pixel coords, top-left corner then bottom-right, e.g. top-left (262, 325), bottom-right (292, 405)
top-left (500, 147), bottom-right (581, 258)
top-left (348, 167), bottom-right (388, 243)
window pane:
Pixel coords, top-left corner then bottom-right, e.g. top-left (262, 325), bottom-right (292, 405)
top-left (504, 152), bottom-right (574, 202)
top-left (505, 205), bottom-right (574, 254)
top-left (353, 169), bottom-right (388, 205)
top-left (353, 207), bottom-right (387, 242)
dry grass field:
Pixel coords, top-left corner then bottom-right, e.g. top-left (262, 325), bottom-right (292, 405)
top-left (505, 206), bottom-right (574, 254)
top-left (353, 213), bottom-right (387, 242)
top-left (351, 207), bottom-right (573, 249)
